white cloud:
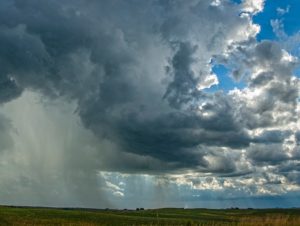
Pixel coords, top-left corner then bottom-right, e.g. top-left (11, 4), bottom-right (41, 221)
top-left (277, 6), bottom-right (290, 16)
top-left (242, 0), bottom-right (265, 15)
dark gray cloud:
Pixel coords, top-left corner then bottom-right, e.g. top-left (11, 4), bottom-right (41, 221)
top-left (296, 131), bottom-right (300, 144)
top-left (252, 130), bottom-right (292, 144)
top-left (0, 0), bottom-right (260, 174)
top-left (0, 0), bottom-right (298, 172)
top-left (247, 144), bottom-right (289, 165)
top-left (164, 42), bottom-right (200, 108)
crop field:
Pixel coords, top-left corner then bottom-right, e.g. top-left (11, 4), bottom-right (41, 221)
top-left (0, 206), bottom-right (300, 226)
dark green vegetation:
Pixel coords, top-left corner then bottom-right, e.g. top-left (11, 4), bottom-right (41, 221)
top-left (0, 206), bottom-right (300, 225)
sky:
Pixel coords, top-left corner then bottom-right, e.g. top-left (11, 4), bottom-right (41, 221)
top-left (0, 0), bottom-right (299, 209)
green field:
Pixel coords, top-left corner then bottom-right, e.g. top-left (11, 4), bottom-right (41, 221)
top-left (0, 206), bottom-right (300, 226)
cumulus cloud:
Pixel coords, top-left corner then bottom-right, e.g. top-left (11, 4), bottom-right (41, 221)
top-left (242, 0), bottom-right (265, 15)
top-left (0, 0), bottom-right (299, 208)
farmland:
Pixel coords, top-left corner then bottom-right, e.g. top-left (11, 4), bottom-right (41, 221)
top-left (0, 206), bottom-right (300, 225)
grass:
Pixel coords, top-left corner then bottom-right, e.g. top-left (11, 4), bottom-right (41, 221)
top-left (0, 206), bottom-right (299, 225)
